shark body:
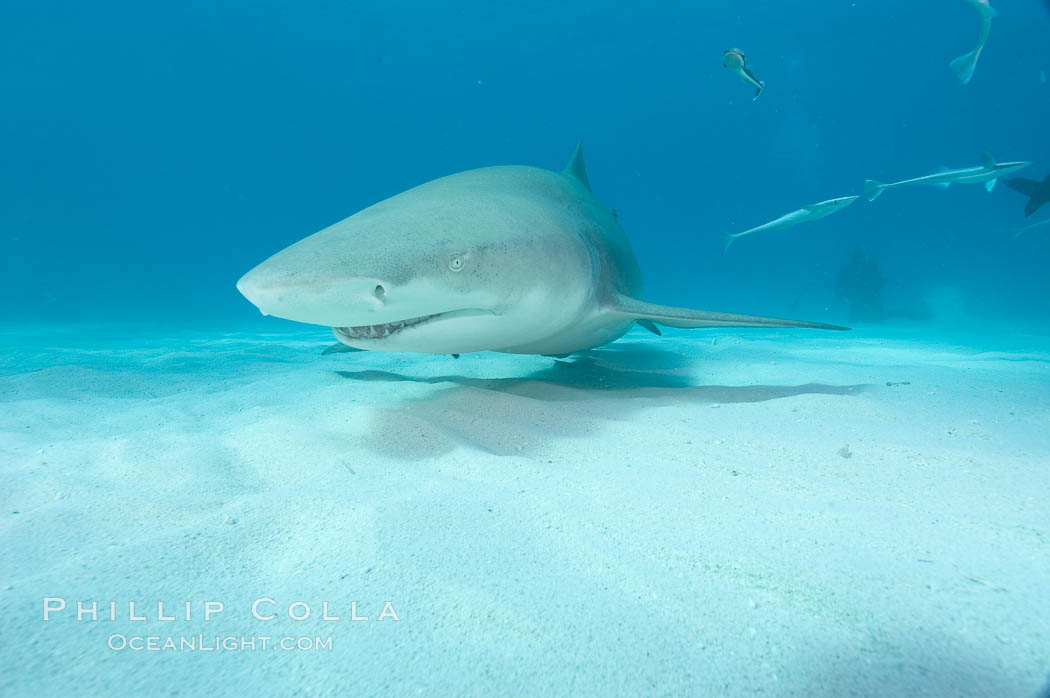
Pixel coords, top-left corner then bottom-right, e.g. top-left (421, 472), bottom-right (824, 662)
top-left (237, 146), bottom-right (845, 356)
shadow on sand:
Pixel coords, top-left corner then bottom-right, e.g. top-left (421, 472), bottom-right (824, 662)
top-left (331, 343), bottom-right (873, 460)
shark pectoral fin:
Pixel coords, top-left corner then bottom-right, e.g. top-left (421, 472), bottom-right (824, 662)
top-left (981, 152), bottom-right (997, 169)
top-left (322, 342), bottom-right (367, 355)
top-left (637, 319), bottom-right (662, 336)
top-left (608, 294), bottom-right (849, 331)
top-left (985, 178), bottom-right (998, 192)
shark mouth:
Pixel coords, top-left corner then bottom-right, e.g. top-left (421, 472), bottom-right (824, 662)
top-left (335, 314), bottom-right (438, 340)
top-left (334, 309), bottom-right (490, 341)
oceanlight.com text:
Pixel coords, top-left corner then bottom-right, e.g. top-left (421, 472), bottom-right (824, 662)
top-left (107, 634), bottom-right (334, 652)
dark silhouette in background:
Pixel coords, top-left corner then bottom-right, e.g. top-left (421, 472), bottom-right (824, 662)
top-left (1005, 173), bottom-right (1050, 217)
top-left (835, 249), bottom-right (884, 322)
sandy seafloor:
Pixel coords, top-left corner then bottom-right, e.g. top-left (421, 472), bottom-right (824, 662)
top-left (1, 322), bottom-right (1048, 697)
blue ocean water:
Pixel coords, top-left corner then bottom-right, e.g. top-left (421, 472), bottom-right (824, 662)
top-left (4, 3), bottom-right (1050, 697)
top-left (3, 1), bottom-right (1048, 327)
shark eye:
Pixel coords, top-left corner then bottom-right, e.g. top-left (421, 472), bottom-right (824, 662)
top-left (448, 254), bottom-right (464, 272)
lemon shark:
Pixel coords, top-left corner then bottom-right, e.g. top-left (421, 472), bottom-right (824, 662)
top-left (237, 146), bottom-right (846, 356)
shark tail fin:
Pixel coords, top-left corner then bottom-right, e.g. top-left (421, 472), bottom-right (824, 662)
top-left (752, 81), bottom-right (765, 101)
top-left (863, 179), bottom-right (885, 202)
top-left (723, 232), bottom-right (737, 251)
top-left (608, 294), bottom-right (848, 331)
top-left (949, 50), bottom-right (979, 84)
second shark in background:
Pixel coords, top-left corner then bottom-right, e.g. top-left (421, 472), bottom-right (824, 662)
top-left (724, 196), bottom-right (858, 250)
top-left (950, 0), bottom-right (997, 84)
top-left (864, 153), bottom-right (1029, 201)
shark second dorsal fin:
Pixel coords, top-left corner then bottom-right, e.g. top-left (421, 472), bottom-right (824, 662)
top-left (981, 152), bottom-right (996, 169)
top-left (563, 143), bottom-right (591, 191)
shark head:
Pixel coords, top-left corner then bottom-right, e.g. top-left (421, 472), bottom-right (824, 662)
top-left (236, 166), bottom-right (598, 354)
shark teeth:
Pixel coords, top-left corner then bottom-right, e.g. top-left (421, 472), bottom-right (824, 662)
top-left (336, 314), bottom-right (438, 340)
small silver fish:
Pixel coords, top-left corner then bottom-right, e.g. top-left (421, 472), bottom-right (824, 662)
top-left (950, 0), bottom-right (997, 84)
top-left (864, 153), bottom-right (1030, 201)
top-left (724, 195), bottom-right (859, 250)
top-left (723, 48), bottom-right (765, 100)
top-left (1010, 217), bottom-right (1050, 240)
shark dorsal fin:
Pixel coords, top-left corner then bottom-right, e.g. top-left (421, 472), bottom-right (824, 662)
top-left (981, 152), bottom-right (996, 169)
top-left (563, 143), bottom-right (591, 191)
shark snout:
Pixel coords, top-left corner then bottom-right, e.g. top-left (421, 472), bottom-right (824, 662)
top-left (236, 263), bottom-right (387, 326)
top-left (235, 268), bottom-right (279, 315)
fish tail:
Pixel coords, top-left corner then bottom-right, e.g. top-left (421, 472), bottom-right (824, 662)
top-left (949, 49), bottom-right (979, 84)
top-left (723, 232), bottom-right (737, 251)
top-left (752, 81), bottom-right (764, 101)
top-left (863, 179), bottom-right (885, 202)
